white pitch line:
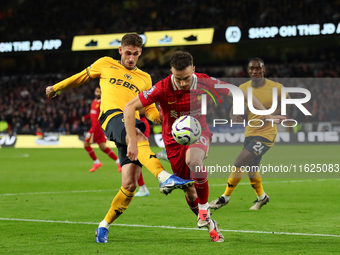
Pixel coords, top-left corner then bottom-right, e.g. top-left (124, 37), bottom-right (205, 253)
top-left (0, 179), bottom-right (339, 197)
top-left (0, 154), bottom-right (29, 158)
top-left (0, 217), bottom-right (339, 238)
top-left (0, 189), bottom-right (119, 196)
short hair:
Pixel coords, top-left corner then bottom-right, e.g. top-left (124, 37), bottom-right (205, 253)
top-left (170, 51), bottom-right (193, 71)
top-left (121, 34), bottom-right (143, 48)
top-left (248, 57), bottom-right (265, 67)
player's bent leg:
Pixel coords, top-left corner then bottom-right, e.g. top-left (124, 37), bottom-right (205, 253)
top-left (133, 129), bottom-right (194, 195)
top-left (250, 194), bottom-right (270, 210)
top-left (186, 147), bottom-right (210, 227)
top-left (96, 163), bottom-right (140, 243)
top-left (183, 186), bottom-right (222, 242)
top-left (206, 219), bottom-right (225, 242)
top-left (85, 141), bottom-right (102, 172)
top-left (209, 166), bottom-right (244, 210)
top-left (210, 149), bottom-right (254, 210)
top-left (184, 186), bottom-right (198, 215)
top-left (247, 166), bottom-right (269, 210)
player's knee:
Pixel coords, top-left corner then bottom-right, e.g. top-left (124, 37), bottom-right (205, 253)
top-left (135, 128), bottom-right (148, 142)
top-left (122, 181), bottom-right (137, 192)
top-left (186, 156), bottom-right (203, 168)
top-left (99, 143), bottom-right (107, 151)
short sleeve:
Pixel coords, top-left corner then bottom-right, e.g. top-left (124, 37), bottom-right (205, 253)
top-left (139, 81), bottom-right (163, 107)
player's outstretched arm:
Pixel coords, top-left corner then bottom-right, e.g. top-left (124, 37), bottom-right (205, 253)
top-left (46, 69), bottom-right (91, 98)
top-left (124, 96), bottom-right (144, 161)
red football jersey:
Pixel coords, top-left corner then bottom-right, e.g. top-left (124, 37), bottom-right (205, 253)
top-left (139, 73), bottom-right (230, 147)
top-left (83, 99), bottom-right (101, 130)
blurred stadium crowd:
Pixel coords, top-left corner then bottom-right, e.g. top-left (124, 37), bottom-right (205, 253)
top-left (1, 0), bottom-right (340, 134)
top-left (1, 62), bottom-right (340, 134)
top-left (1, 0), bottom-right (339, 40)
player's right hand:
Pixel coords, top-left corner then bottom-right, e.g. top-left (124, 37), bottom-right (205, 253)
top-left (46, 86), bottom-right (57, 98)
top-left (127, 142), bottom-right (138, 161)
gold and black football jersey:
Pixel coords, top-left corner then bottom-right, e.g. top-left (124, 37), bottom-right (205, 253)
top-left (53, 57), bottom-right (156, 129)
top-left (240, 78), bottom-right (287, 143)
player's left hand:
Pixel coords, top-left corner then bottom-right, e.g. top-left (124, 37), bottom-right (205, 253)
top-left (262, 115), bottom-right (286, 123)
top-left (127, 142), bottom-right (138, 161)
top-left (46, 86), bottom-right (57, 98)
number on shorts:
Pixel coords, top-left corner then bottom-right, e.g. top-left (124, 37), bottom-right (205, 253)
top-left (253, 141), bottom-right (264, 154)
top-left (199, 136), bottom-right (207, 146)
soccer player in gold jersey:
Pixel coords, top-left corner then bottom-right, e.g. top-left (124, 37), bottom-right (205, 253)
top-left (210, 58), bottom-right (287, 210)
top-left (45, 34), bottom-right (194, 243)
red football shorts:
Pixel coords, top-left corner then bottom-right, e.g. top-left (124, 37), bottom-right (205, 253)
top-left (167, 130), bottom-right (212, 180)
top-left (85, 127), bottom-right (106, 144)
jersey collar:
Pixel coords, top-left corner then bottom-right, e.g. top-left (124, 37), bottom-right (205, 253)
top-left (116, 60), bottom-right (137, 71)
top-left (171, 73), bottom-right (197, 91)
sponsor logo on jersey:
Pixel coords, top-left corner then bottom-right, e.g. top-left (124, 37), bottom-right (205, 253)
top-left (109, 78), bottom-right (140, 93)
top-left (170, 110), bottom-right (178, 118)
top-left (124, 73), bottom-right (132, 80)
top-left (168, 101), bottom-right (177, 104)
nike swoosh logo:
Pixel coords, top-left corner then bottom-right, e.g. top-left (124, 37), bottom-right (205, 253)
top-left (168, 101), bottom-right (177, 104)
top-left (164, 180), bottom-right (175, 187)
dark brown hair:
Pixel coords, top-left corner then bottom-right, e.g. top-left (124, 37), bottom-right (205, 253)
top-left (121, 34), bottom-right (143, 48)
top-left (170, 51), bottom-right (193, 70)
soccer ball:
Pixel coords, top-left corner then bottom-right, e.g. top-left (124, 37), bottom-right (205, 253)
top-left (171, 116), bottom-right (201, 145)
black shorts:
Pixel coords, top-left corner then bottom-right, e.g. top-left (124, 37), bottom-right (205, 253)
top-left (100, 110), bottom-right (146, 167)
top-left (243, 136), bottom-right (275, 166)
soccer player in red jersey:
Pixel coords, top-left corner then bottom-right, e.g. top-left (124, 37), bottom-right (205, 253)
top-left (124, 51), bottom-right (285, 242)
top-left (82, 87), bottom-right (121, 172)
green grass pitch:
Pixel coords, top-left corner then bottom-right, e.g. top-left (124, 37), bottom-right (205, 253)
top-left (0, 145), bottom-right (339, 254)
